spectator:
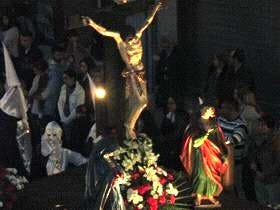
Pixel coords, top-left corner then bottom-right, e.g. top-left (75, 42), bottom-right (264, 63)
top-left (79, 57), bottom-right (96, 123)
top-left (57, 69), bottom-right (85, 150)
top-left (203, 53), bottom-right (230, 105)
top-left (18, 30), bottom-right (42, 90)
top-left (159, 96), bottom-right (189, 170)
top-left (154, 36), bottom-right (186, 107)
top-left (28, 58), bottom-right (49, 151)
top-left (65, 29), bottom-right (90, 70)
top-left (217, 97), bottom-right (248, 199)
top-left (1, 12), bottom-right (19, 58)
top-left (240, 88), bottom-right (261, 135)
top-left (228, 48), bottom-right (256, 97)
top-left (40, 46), bottom-right (66, 126)
top-left (250, 115), bottom-right (280, 208)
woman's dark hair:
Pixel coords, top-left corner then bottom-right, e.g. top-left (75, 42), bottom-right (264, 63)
top-left (32, 58), bottom-right (48, 72)
top-left (120, 25), bottom-right (136, 40)
top-left (80, 57), bottom-right (96, 71)
top-left (63, 69), bottom-right (77, 80)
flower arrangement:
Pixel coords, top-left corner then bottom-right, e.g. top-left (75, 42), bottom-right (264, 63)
top-left (0, 167), bottom-right (28, 209)
top-left (112, 136), bottom-right (179, 210)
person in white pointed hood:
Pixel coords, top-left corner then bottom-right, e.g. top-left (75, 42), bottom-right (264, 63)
top-left (0, 43), bottom-right (29, 177)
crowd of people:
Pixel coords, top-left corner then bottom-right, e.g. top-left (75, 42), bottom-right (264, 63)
top-left (150, 46), bottom-right (280, 208)
top-left (0, 8), bottom-right (104, 179)
top-left (0, 3), bottom-right (280, 210)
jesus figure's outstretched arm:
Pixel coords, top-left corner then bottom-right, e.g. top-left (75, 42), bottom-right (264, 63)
top-left (135, 0), bottom-right (164, 38)
top-left (82, 16), bottom-right (122, 43)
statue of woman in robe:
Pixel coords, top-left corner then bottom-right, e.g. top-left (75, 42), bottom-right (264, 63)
top-left (180, 107), bottom-right (233, 206)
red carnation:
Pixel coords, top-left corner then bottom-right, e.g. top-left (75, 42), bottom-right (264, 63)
top-left (167, 173), bottom-right (174, 181)
top-left (169, 195), bottom-right (176, 204)
top-left (138, 183), bottom-right (151, 195)
top-left (159, 195), bottom-right (166, 205)
top-left (147, 197), bottom-right (158, 210)
top-left (160, 178), bottom-right (167, 185)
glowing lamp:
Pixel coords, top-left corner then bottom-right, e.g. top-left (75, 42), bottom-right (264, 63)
top-left (95, 87), bottom-right (106, 99)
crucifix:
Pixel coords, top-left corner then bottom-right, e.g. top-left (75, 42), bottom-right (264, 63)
top-left (82, 0), bottom-right (164, 138)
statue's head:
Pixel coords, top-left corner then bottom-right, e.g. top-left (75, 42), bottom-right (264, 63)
top-left (121, 25), bottom-right (136, 42)
top-left (43, 121), bottom-right (63, 146)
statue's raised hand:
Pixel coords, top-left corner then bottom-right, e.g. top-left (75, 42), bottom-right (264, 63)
top-left (81, 16), bottom-right (92, 26)
top-left (158, 0), bottom-right (168, 7)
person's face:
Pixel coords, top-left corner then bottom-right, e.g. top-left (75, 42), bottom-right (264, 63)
top-left (80, 62), bottom-right (88, 74)
top-left (20, 35), bottom-right (32, 49)
top-left (53, 51), bottom-right (64, 63)
top-left (45, 128), bottom-right (62, 148)
top-left (219, 102), bottom-right (235, 120)
top-left (63, 74), bottom-right (75, 87)
top-left (167, 97), bottom-right (176, 112)
top-left (2, 16), bottom-right (9, 26)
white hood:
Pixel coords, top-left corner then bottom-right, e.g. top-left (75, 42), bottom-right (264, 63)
top-left (0, 42), bottom-right (28, 120)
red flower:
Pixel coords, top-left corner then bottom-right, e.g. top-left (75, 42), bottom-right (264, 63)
top-left (169, 195), bottom-right (176, 204)
top-left (167, 173), bottom-right (174, 181)
top-left (160, 178), bottom-right (167, 185)
top-left (131, 171), bottom-right (141, 180)
top-left (158, 195), bottom-right (166, 205)
top-left (147, 197), bottom-right (158, 210)
top-left (138, 183), bottom-right (151, 195)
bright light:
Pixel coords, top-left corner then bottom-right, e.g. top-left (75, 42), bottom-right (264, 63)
top-left (95, 87), bottom-right (106, 99)
top-left (201, 107), bottom-right (215, 120)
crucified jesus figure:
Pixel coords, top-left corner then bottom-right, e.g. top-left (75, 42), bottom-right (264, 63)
top-left (82, 0), bottom-right (164, 138)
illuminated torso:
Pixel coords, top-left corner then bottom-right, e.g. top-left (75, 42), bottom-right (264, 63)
top-left (118, 38), bottom-right (144, 71)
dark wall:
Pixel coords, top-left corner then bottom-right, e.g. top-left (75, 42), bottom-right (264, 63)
top-left (178, 0), bottom-right (280, 117)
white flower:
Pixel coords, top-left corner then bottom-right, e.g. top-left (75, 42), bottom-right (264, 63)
top-left (122, 157), bottom-right (134, 171)
top-left (166, 183), bottom-right (179, 196)
top-left (137, 204), bottom-right (144, 209)
top-left (144, 167), bottom-right (158, 182)
top-left (127, 188), bottom-right (143, 205)
top-left (153, 194), bottom-right (159, 199)
top-left (152, 180), bottom-right (163, 196)
top-left (144, 152), bottom-right (159, 167)
top-left (115, 173), bottom-right (131, 186)
top-left (156, 167), bottom-right (167, 176)
top-left (6, 168), bottom-right (18, 174)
